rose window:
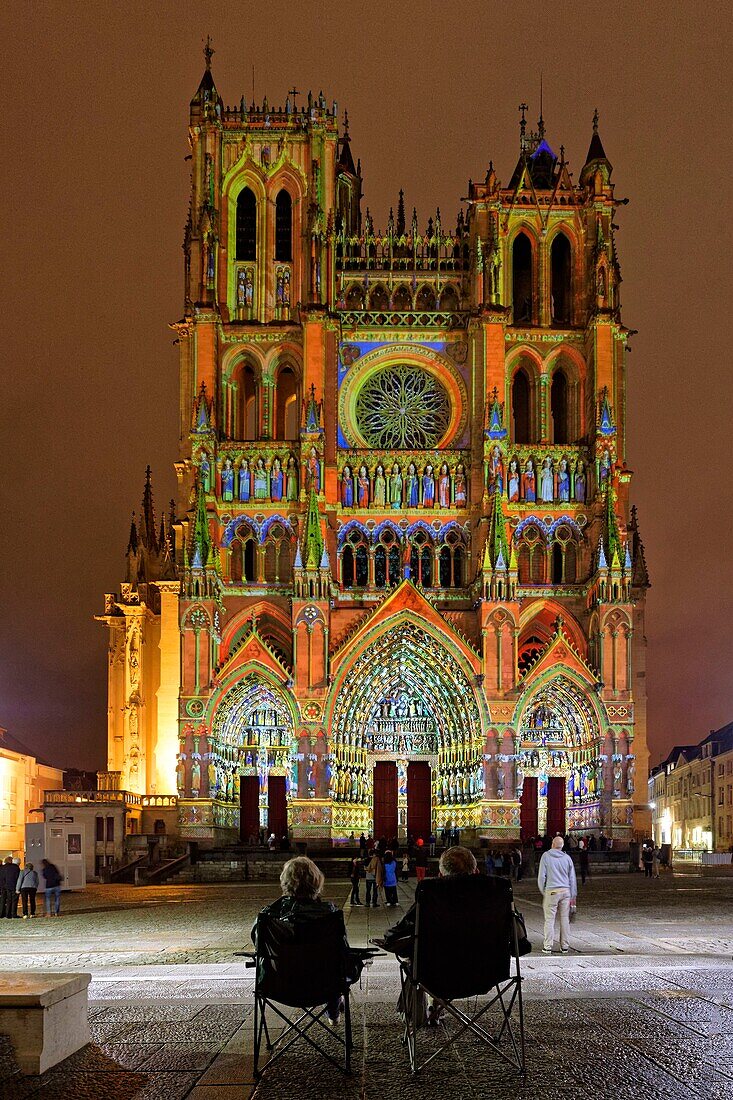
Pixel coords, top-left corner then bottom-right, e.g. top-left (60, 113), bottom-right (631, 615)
top-left (354, 365), bottom-right (451, 449)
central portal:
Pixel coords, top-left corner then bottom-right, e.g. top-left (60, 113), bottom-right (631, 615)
top-left (372, 760), bottom-right (433, 842)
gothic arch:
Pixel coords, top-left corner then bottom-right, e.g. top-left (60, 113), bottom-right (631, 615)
top-left (517, 600), bottom-right (587, 658)
top-left (221, 603), bottom-right (293, 657)
top-left (507, 348), bottom-right (542, 444)
top-left (328, 616), bottom-right (485, 750)
top-left (509, 226), bottom-right (538, 324)
top-left (514, 670), bottom-right (602, 752)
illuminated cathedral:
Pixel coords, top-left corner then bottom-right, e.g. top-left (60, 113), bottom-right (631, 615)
top-left (99, 47), bottom-right (651, 848)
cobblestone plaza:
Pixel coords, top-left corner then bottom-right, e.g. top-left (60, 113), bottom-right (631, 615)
top-left (1, 872), bottom-right (731, 1098)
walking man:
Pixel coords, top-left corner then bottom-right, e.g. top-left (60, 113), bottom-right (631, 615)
top-left (41, 859), bottom-right (63, 917)
top-left (538, 836), bottom-right (577, 954)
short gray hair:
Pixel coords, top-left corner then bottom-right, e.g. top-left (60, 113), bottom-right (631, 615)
top-left (438, 845), bottom-right (477, 877)
top-left (279, 856), bottom-right (325, 899)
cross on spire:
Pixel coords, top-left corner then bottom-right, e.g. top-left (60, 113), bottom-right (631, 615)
top-left (203, 35), bottom-right (214, 69)
top-left (288, 87), bottom-right (300, 106)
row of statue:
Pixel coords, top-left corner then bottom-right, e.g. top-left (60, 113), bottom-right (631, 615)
top-left (200, 446), bottom-right (323, 499)
top-left (341, 461), bottom-right (468, 509)
top-left (329, 765), bottom-right (368, 802)
top-left (436, 766), bottom-right (483, 804)
top-left (488, 445), bottom-right (613, 504)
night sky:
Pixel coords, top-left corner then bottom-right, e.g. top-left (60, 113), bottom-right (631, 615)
top-left (2, 2), bottom-right (731, 770)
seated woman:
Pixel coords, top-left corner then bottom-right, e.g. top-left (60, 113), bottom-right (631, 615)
top-left (252, 855), bottom-right (364, 1024)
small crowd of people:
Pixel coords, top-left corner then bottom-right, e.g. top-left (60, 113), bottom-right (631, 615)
top-left (0, 856), bottom-right (64, 918)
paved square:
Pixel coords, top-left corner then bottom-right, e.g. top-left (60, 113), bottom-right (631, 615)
top-left (0, 871), bottom-right (731, 1098)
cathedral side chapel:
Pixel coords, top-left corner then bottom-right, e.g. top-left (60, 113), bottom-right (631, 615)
top-left (98, 49), bottom-right (651, 848)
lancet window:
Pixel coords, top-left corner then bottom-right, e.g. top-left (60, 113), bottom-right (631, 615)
top-left (512, 232), bottom-right (533, 323)
top-left (274, 190), bottom-right (292, 262)
top-left (550, 232), bottom-right (572, 324)
top-left (274, 365), bottom-right (300, 440)
top-left (236, 187), bottom-right (257, 261)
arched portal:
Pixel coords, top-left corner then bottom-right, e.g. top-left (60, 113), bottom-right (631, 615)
top-left (515, 676), bottom-right (603, 841)
top-left (330, 621), bottom-right (484, 840)
top-left (210, 674), bottom-right (295, 840)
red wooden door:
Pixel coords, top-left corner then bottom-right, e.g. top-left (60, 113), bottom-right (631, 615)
top-left (407, 762), bottom-right (432, 841)
top-left (373, 761), bottom-right (398, 841)
top-left (239, 776), bottom-right (260, 843)
top-left (547, 776), bottom-right (567, 837)
top-left (267, 775), bottom-right (288, 838)
top-left (520, 776), bottom-right (538, 840)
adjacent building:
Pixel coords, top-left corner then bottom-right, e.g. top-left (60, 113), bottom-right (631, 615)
top-left (649, 723), bottom-right (733, 851)
top-left (95, 50), bottom-right (651, 848)
top-left (0, 725), bottom-right (63, 858)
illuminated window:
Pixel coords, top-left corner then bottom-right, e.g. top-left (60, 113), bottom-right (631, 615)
top-left (355, 365), bottom-right (450, 449)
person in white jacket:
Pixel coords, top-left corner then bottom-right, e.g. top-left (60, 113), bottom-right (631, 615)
top-left (537, 836), bottom-right (577, 954)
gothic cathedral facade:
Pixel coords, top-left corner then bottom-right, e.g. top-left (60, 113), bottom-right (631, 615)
top-left (99, 53), bottom-right (651, 848)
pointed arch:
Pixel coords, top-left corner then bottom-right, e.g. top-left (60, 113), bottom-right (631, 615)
top-left (274, 188), bottom-right (292, 262)
top-left (550, 231), bottom-right (572, 324)
top-left (508, 349), bottom-right (542, 444)
top-left (327, 616), bottom-right (485, 750)
top-left (236, 187), bottom-right (257, 261)
top-left (273, 360), bottom-right (301, 441)
top-left (511, 229), bottom-right (534, 323)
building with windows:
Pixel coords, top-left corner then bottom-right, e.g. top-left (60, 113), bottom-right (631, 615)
top-left (95, 50), bottom-right (651, 848)
top-left (650, 724), bottom-right (733, 852)
top-left (0, 725), bottom-right (63, 858)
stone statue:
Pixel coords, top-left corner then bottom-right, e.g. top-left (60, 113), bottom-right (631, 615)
top-left (176, 754), bottom-right (185, 794)
top-left (626, 758), bottom-right (635, 795)
top-left (191, 760), bottom-right (201, 795)
top-left (374, 463), bottom-right (386, 506)
top-left (390, 464), bottom-right (403, 509)
top-left (221, 459), bottom-right (234, 501)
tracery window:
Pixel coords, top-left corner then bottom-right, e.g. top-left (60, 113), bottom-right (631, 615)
top-left (438, 529), bottom-right (465, 588)
top-left (374, 529), bottom-right (401, 588)
top-left (517, 523), bottom-right (545, 584)
top-left (341, 530), bottom-right (369, 588)
top-left (263, 522), bottom-right (291, 583)
top-left (409, 529), bottom-right (433, 587)
top-left (230, 523), bottom-right (257, 583)
top-left (355, 365), bottom-right (451, 450)
top-left (551, 523), bottom-right (578, 584)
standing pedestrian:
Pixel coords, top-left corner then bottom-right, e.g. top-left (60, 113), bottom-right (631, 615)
top-left (484, 850), bottom-right (495, 875)
top-left (428, 832), bottom-right (436, 856)
top-left (401, 853), bottom-right (410, 882)
top-left (365, 849), bottom-right (383, 907)
top-left (41, 859), bottom-right (63, 917)
top-left (414, 843), bottom-right (428, 883)
top-left (349, 856), bottom-right (364, 906)
top-left (493, 850), bottom-right (504, 876)
top-left (537, 836), bottom-right (577, 954)
top-left (383, 851), bottom-right (399, 907)
top-left (579, 842), bottom-right (590, 885)
top-left (511, 846), bottom-right (522, 881)
top-left (0, 857), bottom-right (20, 918)
top-left (359, 832), bottom-right (367, 857)
top-left (652, 846), bottom-right (661, 879)
top-left (17, 863), bottom-right (39, 918)
top-left (642, 844), bottom-right (653, 878)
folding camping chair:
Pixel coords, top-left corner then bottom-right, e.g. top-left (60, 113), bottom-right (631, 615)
top-left (397, 875), bottom-right (526, 1076)
top-left (246, 908), bottom-right (367, 1078)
